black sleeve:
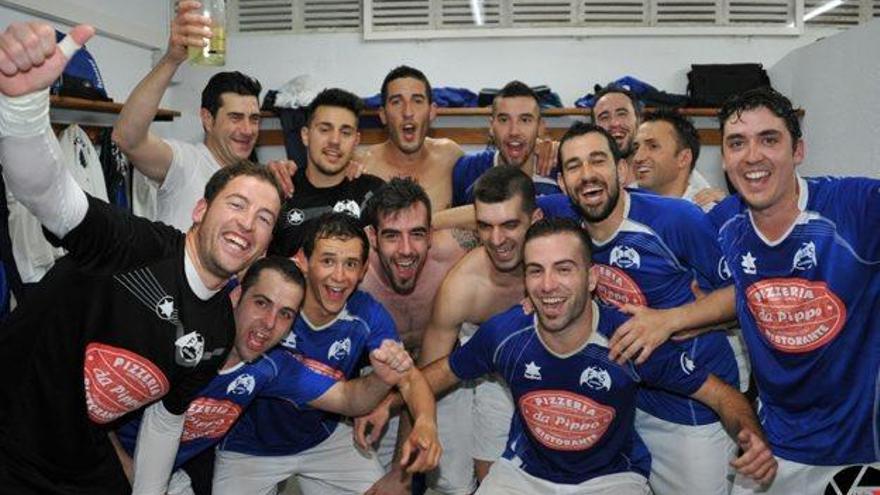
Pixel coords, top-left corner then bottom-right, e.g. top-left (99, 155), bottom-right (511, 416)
top-left (43, 195), bottom-right (181, 275)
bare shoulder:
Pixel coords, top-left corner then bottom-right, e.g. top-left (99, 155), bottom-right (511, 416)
top-left (440, 248), bottom-right (491, 299)
top-left (426, 137), bottom-right (464, 165)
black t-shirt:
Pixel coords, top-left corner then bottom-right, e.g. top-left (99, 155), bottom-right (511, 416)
top-left (0, 196), bottom-right (233, 494)
top-left (268, 169), bottom-right (385, 257)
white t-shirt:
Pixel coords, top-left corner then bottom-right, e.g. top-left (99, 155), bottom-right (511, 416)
top-left (156, 140), bottom-right (221, 231)
top-left (682, 169), bottom-right (715, 212)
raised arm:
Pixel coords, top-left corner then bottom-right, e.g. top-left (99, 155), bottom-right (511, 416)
top-left (112, 0), bottom-right (209, 182)
top-left (0, 23), bottom-right (92, 237)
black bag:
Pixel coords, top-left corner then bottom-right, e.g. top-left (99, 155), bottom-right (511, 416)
top-left (686, 63), bottom-right (771, 107)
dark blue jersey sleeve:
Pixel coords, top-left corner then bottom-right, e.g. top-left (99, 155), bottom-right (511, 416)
top-left (663, 200), bottom-right (733, 291)
top-left (636, 342), bottom-right (709, 397)
top-left (447, 319), bottom-right (501, 381)
top-left (260, 348), bottom-right (338, 406)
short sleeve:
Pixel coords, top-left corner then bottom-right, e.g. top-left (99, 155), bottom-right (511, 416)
top-left (447, 320), bottom-right (500, 381)
top-left (261, 349), bottom-right (338, 406)
top-left (636, 342), bottom-right (709, 398)
top-left (364, 299), bottom-right (401, 351)
top-left (159, 139), bottom-right (198, 196)
top-left (664, 201), bottom-right (733, 291)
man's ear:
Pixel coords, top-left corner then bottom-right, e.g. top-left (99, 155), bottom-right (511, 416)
top-left (677, 148), bottom-right (693, 173)
top-left (588, 265), bottom-right (598, 293)
top-left (192, 197), bottom-right (208, 225)
top-left (379, 106), bottom-right (388, 126)
top-left (365, 225), bottom-right (378, 251)
top-left (793, 138), bottom-right (805, 167)
top-left (229, 284), bottom-right (243, 308)
top-left (530, 207), bottom-right (543, 225)
top-left (300, 125), bottom-right (310, 147)
top-left (200, 108), bottom-right (214, 135)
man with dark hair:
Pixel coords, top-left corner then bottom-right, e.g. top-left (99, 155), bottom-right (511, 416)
top-left (360, 65), bottom-right (464, 210)
top-left (452, 80), bottom-right (561, 207)
top-left (112, 1), bottom-right (293, 231)
top-left (371, 217), bottom-right (775, 494)
top-left (633, 109), bottom-right (724, 211)
top-left (215, 212), bottom-right (439, 495)
top-left (0, 23), bottom-right (283, 494)
top-left (702, 87), bottom-right (880, 494)
top-left (416, 165), bottom-right (541, 485)
top-left (540, 121), bottom-right (747, 494)
top-left (267, 88), bottom-right (385, 258)
top-left (353, 178), bottom-right (473, 494)
top-left (591, 86), bottom-right (643, 187)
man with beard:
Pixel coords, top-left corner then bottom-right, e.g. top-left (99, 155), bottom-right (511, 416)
top-left (351, 178), bottom-right (469, 494)
top-left (420, 165), bottom-right (541, 485)
top-left (0, 23), bottom-right (283, 494)
top-left (452, 81), bottom-right (561, 207)
top-left (214, 213), bottom-right (439, 495)
top-left (267, 88), bottom-right (385, 258)
top-left (114, 256), bottom-right (419, 495)
top-left (538, 122), bottom-right (743, 495)
top-left (382, 218), bottom-right (776, 494)
top-left (359, 66), bottom-right (464, 211)
top-left (113, 1), bottom-right (293, 231)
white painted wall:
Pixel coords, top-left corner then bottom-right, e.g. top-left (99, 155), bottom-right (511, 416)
top-left (0, 0), bottom-right (168, 102)
top-left (769, 20), bottom-right (880, 179)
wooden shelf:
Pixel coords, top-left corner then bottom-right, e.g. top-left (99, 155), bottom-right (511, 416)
top-left (50, 95), bottom-right (180, 121)
top-left (257, 106), bottom-right (803, 147)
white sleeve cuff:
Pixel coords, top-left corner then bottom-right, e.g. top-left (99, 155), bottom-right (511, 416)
top-left (0, 88), bottom-right (50, 138)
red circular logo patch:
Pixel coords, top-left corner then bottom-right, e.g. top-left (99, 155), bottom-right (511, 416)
top-left (181, 398), bottom-right (243, 442)
top-left (591, 264), bottom-right (647, 308)
top-left (518, 390), bottom-right (615, 452)
top-left (83, 343), bottom-right (170, 424)
top-left (745, 278), bottom-right (846, 353)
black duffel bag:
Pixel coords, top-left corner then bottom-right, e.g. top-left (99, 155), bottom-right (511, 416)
top-left (686, 63), bottom-right (771, 107)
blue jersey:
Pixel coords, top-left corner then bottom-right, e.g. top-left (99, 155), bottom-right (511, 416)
top-left (448, 303), bottom-right (708, 485)
top-left (709, 176), bottom-right (880, 465)
top-left (452, 149), bottom-right (560, 207)
top-left (219, 290), bottom-right (399, 456)
top-left (538, 192), bottom-right (738, 425)
top-left (116, 347), bottom-right (334, 469)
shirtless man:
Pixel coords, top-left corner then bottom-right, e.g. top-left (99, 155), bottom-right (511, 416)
top-left (419, 165), bottom-right (541, 482)
top-left (359, 66), bottom-right (464, 211)
top-left (357, 178), bottom-right (473, 494)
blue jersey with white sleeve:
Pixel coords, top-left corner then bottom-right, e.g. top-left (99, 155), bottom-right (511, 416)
top-left (448, 302), bottom-right (708, 485)
top-left (709, 176), bottom-right (880, 465)
top-left (538, 191), bottom-right (738, 425)
top-left (452, 149), bottom-right (560, 207)
top-left (115, 347), bottom-right (335, 469)
top-left (219, 290), bottom-right (399, 456)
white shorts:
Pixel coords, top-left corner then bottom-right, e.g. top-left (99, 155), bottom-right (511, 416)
top-left (472, 374), bottom-right (513, 462)
top-left (375, 383), bottom-right (477, 495)
top-left (166, 469), bottom-right (194, 495)
top-left (212, 422), bottom-right (383, 495)
top-left (476, 457), bottom-right (651, 495)
top-left (635, 409), bottom-right (737, 495)
top-left (732, 457), bottom-right (880, 495)
top-left (727, 327), bottom-right (751, 393)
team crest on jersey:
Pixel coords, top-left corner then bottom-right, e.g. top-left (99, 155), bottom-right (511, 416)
top-left (155, 296), bottom-right (175, 320)
top-left (524, 361), bottom-right (542, 380)
top-left (333, 200), bottom-right (361, 218)
top-left (328, 338), bottom-right (352, 360)
top-left (717, 258), bottom-right (732, 281)
top-left (175, 331), bottom-right (205, 366)
top-left (286, 208), bottom-right (305, 226)
top-left (741, 252), bottom-right (758, 275)
top-left (226, 373), bottom-right (256, 396)
top-left (281, 332), bottom-right (297, 349)
top-left (580, 366), bottom-right (612, 391)
top-left (609, 245), bottom-right (641, 269)
top-left (792, 241), bottom-right (818, 271)
top-left (680, 353), bottom-right (696, 375)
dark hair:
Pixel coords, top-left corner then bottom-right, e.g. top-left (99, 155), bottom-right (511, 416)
top-left (525, 217), bottom-right (592, 264)
top-left (643, 108), bottom-right (701, 171)
top-left (240, 256), bottom-right (306, 296)
top-left (474, 165), bottom-right (536, 213)
top-left (718, 87), bottom-right (801, 151)
top-left (591, 85), bottom-right (643, 123)
top-left (557, 121), bottom-right (623, 172)
top-left (492, 80), bottom-right (540, 115)
top-left (306, 88), bottom-right (364, 126)
top-left (381, 66), bottom-right (433, 106)
top-left (203, 160), bottom-right (284, 206)
top-left (201, 71), bottom-right (262, 118)
top-left (361, 177), bottom-right (432, 230)
top-left (302, 212), bottom-right (370, 263)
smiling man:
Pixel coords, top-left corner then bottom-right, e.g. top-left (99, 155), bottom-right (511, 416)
top-left (591, 86), bottom-right (642, 186)
top-left (539, 122), bottom-right (743, 495)
top-left (0, 22), bottom-right (284, 495)
top-left (214, 213), bottom-right (439, 495)
top-left (413, 217), bottom-right (775, 494)
top-left (268, 88), bottom-right (385, 258)
top-left (706, 88), bottom-right (880, 494)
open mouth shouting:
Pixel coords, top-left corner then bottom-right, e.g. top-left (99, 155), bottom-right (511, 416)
top-left (400, 122), bottom-right (418, 142)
